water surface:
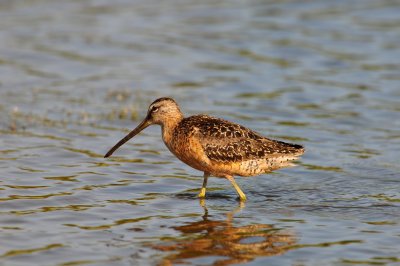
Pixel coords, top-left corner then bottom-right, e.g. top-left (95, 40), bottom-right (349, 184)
top-left (1, 0), bottom-right (400, 265)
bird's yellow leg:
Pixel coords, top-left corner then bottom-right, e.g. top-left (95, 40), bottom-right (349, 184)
top-left (225, 175), bottom-right (246, 201)
top-left (197, 172), bottom-right (210, 198)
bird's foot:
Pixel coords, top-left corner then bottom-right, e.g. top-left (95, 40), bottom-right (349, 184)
top-left (197, 188), bottom-right (206, 198)
top-left (238, 193), bottom-right (247, 201)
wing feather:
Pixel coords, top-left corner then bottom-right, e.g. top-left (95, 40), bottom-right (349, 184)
top-left (179, 115), bottom-right (304, 163)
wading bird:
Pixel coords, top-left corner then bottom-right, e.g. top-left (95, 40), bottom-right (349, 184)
top-left (105, 97), bottom-right (305, 201)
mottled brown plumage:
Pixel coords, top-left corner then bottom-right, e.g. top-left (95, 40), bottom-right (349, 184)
top-left (105, 97), bottom-right (305, 200)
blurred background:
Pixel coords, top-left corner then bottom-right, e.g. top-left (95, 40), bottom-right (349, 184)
top-left (0, 0), bottom-right (399, 265)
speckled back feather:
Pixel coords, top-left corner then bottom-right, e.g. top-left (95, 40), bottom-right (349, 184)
top-left (175, 115), bottom-right (305, 163)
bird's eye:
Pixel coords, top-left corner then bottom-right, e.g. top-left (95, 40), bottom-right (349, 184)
top-left (151, 106), bottom-right (159, 113)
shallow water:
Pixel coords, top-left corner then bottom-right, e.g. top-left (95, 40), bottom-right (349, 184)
top-left (1, 0), bottom-right (400, 265)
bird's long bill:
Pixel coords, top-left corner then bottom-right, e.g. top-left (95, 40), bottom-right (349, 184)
top-left (104, 118), bottom-right (151, 158)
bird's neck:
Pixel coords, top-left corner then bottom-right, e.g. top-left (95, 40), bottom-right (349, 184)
top-left (161, 113), bottom-right (183, 146)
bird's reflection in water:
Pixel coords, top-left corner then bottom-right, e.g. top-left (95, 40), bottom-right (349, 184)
top-left (150, 199), bottom-right (297, 265)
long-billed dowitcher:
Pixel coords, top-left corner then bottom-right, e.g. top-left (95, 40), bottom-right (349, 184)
top-left (105, 97), bottom-right (305, 200)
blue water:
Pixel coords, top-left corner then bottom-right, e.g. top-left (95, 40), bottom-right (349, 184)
top-left (1, 0), bottom-right (400, 265)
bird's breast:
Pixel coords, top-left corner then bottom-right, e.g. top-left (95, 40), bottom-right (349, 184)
top-left (162, 125), bottom-right (211, 172)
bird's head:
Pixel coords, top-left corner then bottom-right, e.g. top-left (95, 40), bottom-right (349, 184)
top-left (104, 97), bottom-right (182, 158)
